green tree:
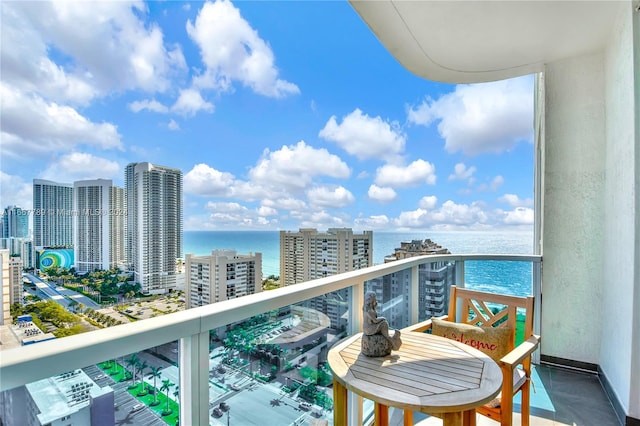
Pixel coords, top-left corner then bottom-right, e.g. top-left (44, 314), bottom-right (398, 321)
top-left (160, 379), bottom-right (175, 416)
top-left (126, 353), bottom-right (139, 387)
top-left (148, 366), bottom-right (163, 406)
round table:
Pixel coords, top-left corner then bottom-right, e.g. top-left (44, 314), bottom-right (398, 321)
top-left (328, 331), bottom-right (502, 426)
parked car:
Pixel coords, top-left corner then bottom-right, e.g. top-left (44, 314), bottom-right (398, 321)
top-left (219, 402), bottom-right (230, 412)
top-left (211, 407), bottom-right (224, 418)
top-left (130, 403), bottom-right (145, 413)
top-left (298, 402), bottom-right (312, 411)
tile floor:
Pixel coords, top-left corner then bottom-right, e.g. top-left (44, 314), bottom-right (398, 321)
top-left (395, 364), bottom-right (622, 426)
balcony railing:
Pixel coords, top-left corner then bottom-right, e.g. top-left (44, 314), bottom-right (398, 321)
top-left (0, 254), bottom-right (541, 426)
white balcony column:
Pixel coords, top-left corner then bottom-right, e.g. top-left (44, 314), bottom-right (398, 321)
top-left (349, 281), bottom-right (364, 334)
top-left (179, 331), bottom-right (209, 425)
top-left (410, 265), bottom-right (419, 325)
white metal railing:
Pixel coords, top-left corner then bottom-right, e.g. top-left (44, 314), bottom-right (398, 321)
top-left (0, 253), bottom-right (541, 425)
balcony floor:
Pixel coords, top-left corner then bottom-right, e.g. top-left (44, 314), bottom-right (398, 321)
top-left (404, 364), bottom-right (622, 426)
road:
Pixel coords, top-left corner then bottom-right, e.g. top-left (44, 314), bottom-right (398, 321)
top-left (23, 273), bottom-right (101, 309)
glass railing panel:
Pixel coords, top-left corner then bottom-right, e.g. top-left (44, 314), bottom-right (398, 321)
top-left (208, 301), bottom-right (341, 425)
top-left (0, 340), bottom-right (181, 426)
top-left (464, 260), bottom-right (533, 296)
top-left (364, 267), bottom-right (412, 330)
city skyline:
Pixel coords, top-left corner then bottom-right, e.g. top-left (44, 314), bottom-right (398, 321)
top-left (1, 1), bottom-right (534, 232)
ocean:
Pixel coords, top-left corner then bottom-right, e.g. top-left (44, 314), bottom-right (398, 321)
top-left (184, 230), bottom-right (535, 297)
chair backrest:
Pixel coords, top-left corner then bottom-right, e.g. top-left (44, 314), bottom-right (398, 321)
top-left (446, 285), bottom-right (535, 351)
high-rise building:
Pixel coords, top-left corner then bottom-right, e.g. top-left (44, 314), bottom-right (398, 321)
top-left (280, 228), bottom-right (372, 329)
top-left (185, 250), bottom-right (262, 309)
top-left (0, 249), bottom-right (11, 325)
top-left (366, 239), bottom-right (455, 326)
top-left (0, 238), bottom-right (34, 270)
top-left (73, 179), bottom-right (125, 273)
top-left (32, 179), bottom-right (73, 249)
top-left (125, 162), bottom-right (182, 294)
top-left (280, 228), bottom-right (373, 286)
top-left (8, 256), bottom-right (22, 306)
top-left (2, 206), bottom-right (29, 239)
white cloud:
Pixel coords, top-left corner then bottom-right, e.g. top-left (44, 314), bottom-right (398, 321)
top-left (392, 200), bottom-right (489, 229)
top-left (499, 193), bottom-right (533, 208)
top-left (40, 152), bottom-right (120, 182)
top-left (418, 195), bottom-right (438, 210)
top-left (167, 119), bottom-right (180, 131)
top-left (367, 185), bottom-right (397, 203)
top-left (205, 201), bottom-right (248, 213)
top-left (307, 186), bottom-right (355, 208)
top-left (1, 84), bottom-right (122, 158)
top-left (248, 141), bottom-right (350, 191)
top-left (0, 172), bottom-right (33, 211)
top-left (186, 0), bottom-right (299, 98)
top-left (129, 99), bottom-right (169, 113)
top-left (257, 205), bottom-right (277, 216)
top-left (319, 108), bottom-right (406, 161)
top-left (2, 1), bottom-right (185, 103)
top-left (448, 163), bottom-right (476, 182)
top-left (394, 208), bottom-right (430, 228)
top-left (262, 197), bottom-right (306, 212)
top-left (503, 207), bottom-right (534, 225)
top-left (184, 163), bottom-right (235, 196)
top-left (407, 75), bottom-right (533, 155)
top-left (374, 159), bottom-right (436, 188)
top-left (172, 88), bottom-right (214, 116)
top-left (428, 200), bottom-right (489, 226)
top-left (354, 215), bottom-right (391, 230)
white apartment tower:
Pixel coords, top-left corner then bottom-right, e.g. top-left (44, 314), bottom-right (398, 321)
top-left (0, 249), bottom-right (11, 324)
top-left (73, 179), bottom-right (125, 273)
top-left (9, 256), bottom-right (23, 306)
top-left (280, 228), bottom-right (373, 286)
top-left (126, 162), bottom-right (182, 294)
top-left (280, 228), bottom-right (372, 329)
top-left (185, 250), bottom-right (262, 309)
top-left (32, 179), bottom-right (73, 248)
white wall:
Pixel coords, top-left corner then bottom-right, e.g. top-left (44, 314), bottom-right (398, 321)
top-left (602, 2), bottom-right (636, 417)
top-left (541, 53), bottom-right (606, 364)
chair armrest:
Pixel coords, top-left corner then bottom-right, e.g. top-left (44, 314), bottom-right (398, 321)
top-left (499, 335), bottom-right (540, 368)
top-left (402, 315), bottom-right (449, 333)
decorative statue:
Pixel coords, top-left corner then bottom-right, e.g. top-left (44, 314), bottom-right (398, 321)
top-left (361, 291), bottom-right (402, 356)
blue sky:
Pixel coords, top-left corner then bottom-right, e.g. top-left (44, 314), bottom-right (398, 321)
top-left (1, 0), bottom-right (534, 232)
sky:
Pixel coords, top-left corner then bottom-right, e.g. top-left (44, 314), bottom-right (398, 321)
top-left (0, 0), bottom-right (535, 233)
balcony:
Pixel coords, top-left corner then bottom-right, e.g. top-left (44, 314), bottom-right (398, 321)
top-left (0, 254), bottom-right (623, 425)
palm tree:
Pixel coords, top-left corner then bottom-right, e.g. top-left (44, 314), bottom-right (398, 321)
top-left (126, 353), bottom-right (139, 387)
top-left (137, 360), bottom-right (148, 395)
top-left (148, 366), bottom-right (162, 406)
top-left (160, 379), bottom-right (174, 416)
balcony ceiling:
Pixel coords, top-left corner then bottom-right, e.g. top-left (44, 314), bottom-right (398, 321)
top-left (349, 0), bottom-right (623, 83)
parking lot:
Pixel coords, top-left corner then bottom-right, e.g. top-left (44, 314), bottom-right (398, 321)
top-left (83, 364), bottom-right (167, 426)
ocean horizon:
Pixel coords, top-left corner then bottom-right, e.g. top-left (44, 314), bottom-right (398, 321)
top-left (184, 230), bottom-right (534, 296)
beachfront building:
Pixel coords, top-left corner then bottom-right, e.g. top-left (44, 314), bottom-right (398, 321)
top-left (32, 179), bottom-right (73, 250)
top-left (125, 162), bottom-right (183, 294)
top-left (280, 228), bottom-right (373, 286)
top-left (2, 206), bottom-right (28, 239)
top-left (185, 250), bottom-right (262, 309)
top-left (73, 179), bottom-right (125, 273)
top-left (367, 239), bottom-right (454, 326)
top-left (280, 228), bottom-right (373, 329)
top-left (0, 250), bottom-right (10, 325)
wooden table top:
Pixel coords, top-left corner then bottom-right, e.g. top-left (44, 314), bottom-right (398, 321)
top-left (328, 331), bottom-right (502, 414)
